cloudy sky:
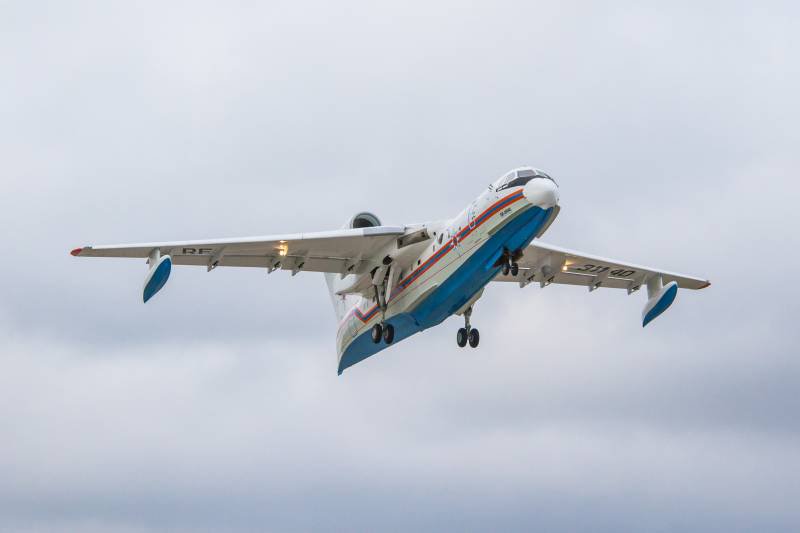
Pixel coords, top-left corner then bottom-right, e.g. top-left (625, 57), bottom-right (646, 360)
top-left (2, 1), bottom-right (799, 531)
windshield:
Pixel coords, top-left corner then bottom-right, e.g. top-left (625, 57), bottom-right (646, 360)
top-left (495, 168), bottom-right (556, 192)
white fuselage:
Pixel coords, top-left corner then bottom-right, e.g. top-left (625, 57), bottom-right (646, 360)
top-left (332, 173), bottom-right (560, 373)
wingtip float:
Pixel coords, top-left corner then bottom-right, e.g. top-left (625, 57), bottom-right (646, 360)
top-left (642, 279), bottom-right (679, 328)
top-left (142, 251), bottom-right (172, 303)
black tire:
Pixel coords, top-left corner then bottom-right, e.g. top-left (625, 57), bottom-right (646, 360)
top-left (510, 263), bottom-right (519, 277)
top-left (501, 262), bottom-right (510, 276)
top-left (383, 323), bottom-right (395, 344)
top-left (468, 328), bottom-right (480, 348)
top-left (371, 323), bottom-right (383, 344)
top-left (457, 328), bottom-right (468, 347)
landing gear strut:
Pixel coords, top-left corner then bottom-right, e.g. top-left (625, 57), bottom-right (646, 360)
top-left (371, 277), bottom-right (395, 344)
top-left (457, 306), bottom-right (480, 348)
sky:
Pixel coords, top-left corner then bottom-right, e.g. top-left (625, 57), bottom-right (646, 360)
top-left (1, 1), bottom-right (799, 531)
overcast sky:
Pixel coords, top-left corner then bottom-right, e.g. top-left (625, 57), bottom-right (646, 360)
top-left (1, 1), bottom-right (799, 531)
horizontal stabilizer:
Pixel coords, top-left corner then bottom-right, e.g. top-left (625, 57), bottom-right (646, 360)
top-left (143, 254), bottom-right (172, 303)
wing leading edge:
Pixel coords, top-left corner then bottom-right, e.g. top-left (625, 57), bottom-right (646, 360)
top-left (71, 226), bottom-right (405, 301)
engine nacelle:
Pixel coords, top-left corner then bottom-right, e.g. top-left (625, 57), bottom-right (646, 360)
top-left (348, 212), bottom-right (382, 229)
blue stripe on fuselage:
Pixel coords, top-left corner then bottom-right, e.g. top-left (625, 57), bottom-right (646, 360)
top-left (337, 204), bottom-right (552, 374)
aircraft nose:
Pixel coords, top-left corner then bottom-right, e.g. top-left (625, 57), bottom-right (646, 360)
top-left (523, 177), bottom-right (559, 209)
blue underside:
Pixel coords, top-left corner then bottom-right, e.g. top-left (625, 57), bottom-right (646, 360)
top-left (338, 205), bottom-right (552, 374)
top-left (642, 282), bottom-right (678, 327)
top-left (143, 257), bottom-right (172, 303)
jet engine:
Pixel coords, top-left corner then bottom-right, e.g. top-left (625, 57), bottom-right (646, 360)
top-left (349, 212), bottom-right (382, 229)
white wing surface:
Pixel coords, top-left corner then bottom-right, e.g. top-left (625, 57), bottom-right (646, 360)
top-left (72, 226), bottom-right (404, 274)
top-left (494, 240), bottom-right (710, 326)
top-left (495, 240), bottom-right (709, 290)
top-left (72, 226), bottom-right (406, 302)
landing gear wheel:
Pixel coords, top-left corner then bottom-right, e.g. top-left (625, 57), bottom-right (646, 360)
top-left (510, 262), bottom-right (519, 277)
top-left (457, 328), bottom-right (468, 347)
top-left (468, 328), bottom-right (480, 348)
top-left (502, 262), bottom-right (510, 276)
top-left (371, 323), bottom-right (383, 344)
top-left (383, 323), bottom-right (395, 344)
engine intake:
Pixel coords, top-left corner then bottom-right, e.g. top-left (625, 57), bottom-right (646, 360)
top-left (349, 212), bottom-right (381, 229)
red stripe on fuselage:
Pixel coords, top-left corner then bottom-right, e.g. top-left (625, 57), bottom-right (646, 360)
top-left (350, 189), bottom-right (526, 323)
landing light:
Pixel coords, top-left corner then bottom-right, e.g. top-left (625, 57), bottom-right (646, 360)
top-left (278, 241), bottom-right (288, 257)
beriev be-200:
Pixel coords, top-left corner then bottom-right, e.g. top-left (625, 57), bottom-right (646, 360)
top-left (71, 167), bottom-right (710, 374)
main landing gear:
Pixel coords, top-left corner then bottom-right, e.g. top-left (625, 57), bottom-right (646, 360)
top-left (500, 249), bottom-right (520, 277)
top-left (370, 274), bottom-right (395, 344)
top-left (457, 307), bottom-right (480, 348)
top-left (371, 322), bottom-right (395, 344)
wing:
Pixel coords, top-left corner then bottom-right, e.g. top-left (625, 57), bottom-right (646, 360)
top-left (495, 240), bottom-right (710, 326)
top-left (72, 226), bottom-right (404, 273)
top-left (71, 226), bottom-right (405, 302)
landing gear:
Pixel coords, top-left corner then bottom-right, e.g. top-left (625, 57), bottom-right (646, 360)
top-left (372, 322), bottom-right (395, 344)
top-left (468, 328), bottom-right (480, 348)
top-left (370, 271), bottom-right (396, 344)
top-left (457, 307), bottom-right (480, 348)
top-left (501, 260), bottom-right (518, 276)
top-left (383, 323), bottom-right (395, 344)
top-left (458, 327), bottom-right (480, 348)
top-left (457, 328), bottom-right (468, 347)
top-left (499, 249), bottom-right (520, 277)
top-left (371, 323), bottom-right (383, 344)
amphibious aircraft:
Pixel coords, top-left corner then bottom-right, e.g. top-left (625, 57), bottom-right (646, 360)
top-left (71, 167), bottom-right (709, 374)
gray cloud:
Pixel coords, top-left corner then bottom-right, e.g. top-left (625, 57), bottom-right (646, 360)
top-left (1, 1), bottom-right (799, 531)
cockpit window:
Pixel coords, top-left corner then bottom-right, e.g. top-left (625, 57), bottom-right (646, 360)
top-left (497, 176), bottom-right (533, 191)
top-left (496, 168), bottom-right (556, 192)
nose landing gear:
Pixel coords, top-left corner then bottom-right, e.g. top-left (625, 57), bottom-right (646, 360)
top-left (457, 306), bottom-right (480, 348)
